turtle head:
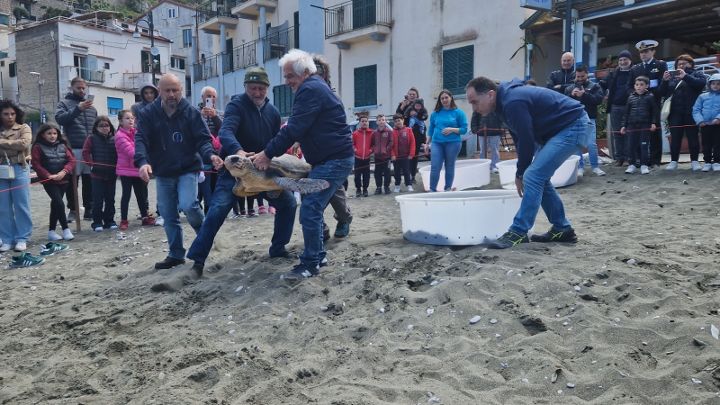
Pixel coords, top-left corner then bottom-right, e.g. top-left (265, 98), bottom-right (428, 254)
top-left (224, 155), bottom-right (255, 177)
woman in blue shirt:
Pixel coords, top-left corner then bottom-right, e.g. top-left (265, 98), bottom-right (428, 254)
top-left (425, 90), bottom-right (468, 191)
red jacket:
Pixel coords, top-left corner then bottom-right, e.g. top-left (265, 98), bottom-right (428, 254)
top-left (352, 127), bottom-right (374, 159)
top-left (392, 127), bottom-right (416, 159)
top-left (371, 125), bottom-right (393, 161)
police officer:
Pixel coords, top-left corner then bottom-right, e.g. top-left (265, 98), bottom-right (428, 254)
top-left (630, 40), bottom-right (667, 166)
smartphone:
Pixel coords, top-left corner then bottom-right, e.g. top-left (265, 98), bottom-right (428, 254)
top-left (205, 98), bottom-right (213, 108)
top-left (86, 94), bottom-right (95, 102)
top-left (669, 70), bottom-right (680, 77)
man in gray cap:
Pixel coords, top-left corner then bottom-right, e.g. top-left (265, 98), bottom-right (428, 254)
top-left (185, 67), bottom-right (298, 279)
top-left (630, 39), bottom-right (667, 166)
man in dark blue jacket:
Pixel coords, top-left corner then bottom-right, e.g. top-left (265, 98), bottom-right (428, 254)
top-left (466, 77), bottom-right (590, 249)
top-left (134, 74), bottom-right (223, 273)
top-left (186, 67), bottom-right (297, 275)
top-left (252, 49), bottom-right (354, 281)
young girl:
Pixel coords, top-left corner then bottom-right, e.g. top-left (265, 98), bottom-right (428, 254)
top-left (115, 110), bottom-right (154, 230)
top-left (693, 73), bottom-right (720, 172)
top-left (82, 116), bottom-right (118, 231)
top-left (31, 124), bottom-right (76, 241)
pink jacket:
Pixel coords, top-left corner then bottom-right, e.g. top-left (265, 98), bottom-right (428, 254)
top-left (115, 126), bottom-right (139, 177)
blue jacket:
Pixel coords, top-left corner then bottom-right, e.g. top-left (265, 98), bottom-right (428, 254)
top-left (496, 79), bottom-right (584, 178)
top-left (692, 90), bottom-right (720, 125)
top-left (264, 75), bottom-right (353, 165)
top-left (428, 108), bottom-right (468, 143)
top-left (134, 97), bottom-right (215, 177)
top-left (219, 93), bottom-right (281, 157)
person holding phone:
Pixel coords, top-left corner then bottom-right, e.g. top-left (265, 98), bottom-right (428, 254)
top-left (197, 86), bottom-right (222, 213)
top-left (55, 77), bottom-right (98, 222)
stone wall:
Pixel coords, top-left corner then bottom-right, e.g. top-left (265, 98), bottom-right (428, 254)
top-left (15, 22), bottom-right (59, 117)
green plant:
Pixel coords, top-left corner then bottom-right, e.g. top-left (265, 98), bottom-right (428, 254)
top-left (12, 6), bottom-right (30, 20)
top-left (596, 102), bottom-right (608, 138)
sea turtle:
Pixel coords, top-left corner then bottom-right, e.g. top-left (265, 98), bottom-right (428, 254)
top-left (224, 154), bottom-right (329, 197)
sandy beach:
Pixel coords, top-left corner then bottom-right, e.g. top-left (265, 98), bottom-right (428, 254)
top-left (1, 161), bottom-right (719, 404)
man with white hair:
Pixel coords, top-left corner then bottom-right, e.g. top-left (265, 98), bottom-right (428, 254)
top-left (252, 49), bottom-right (354, 281)
top-left (134, 74), bottom-right (224, 275)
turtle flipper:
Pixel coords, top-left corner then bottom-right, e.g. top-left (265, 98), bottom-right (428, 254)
top-left (273, 177), bottom-right (330, 194)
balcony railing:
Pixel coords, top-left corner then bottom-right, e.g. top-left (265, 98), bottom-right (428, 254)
top-left (325, 0), bottom-right (392, 38)
top-left (194, 54), bottom-right (220, 81)
top-left (197, 0), bottom-right (240, 24)
top-left (263, 25), bottom-right (295, 62)
top-left (74, 67), bottom-right (104, 83)
top-left (122, 73), bottom-right (154, 91)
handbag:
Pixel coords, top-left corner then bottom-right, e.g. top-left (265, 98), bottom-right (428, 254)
top-left (660, 80), bottom-right (684, 122)
top-left (0, 152), bottom-right (15, 180)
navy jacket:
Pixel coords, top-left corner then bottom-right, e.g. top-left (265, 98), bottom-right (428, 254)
top-left (218, 93), bottom-right (281, 157)
top-left (546, 68), bottom-right (576, 94)
top-left (565, 80), bottom-right (604, 119)
top-left (659, 68), bottom-right (708, 117)
top-left (264, 75), bottom-right (353, 165)
top-left (496, 79), bottom-right (584, 178)
top-left (134, 98), bottom-right (215, 177)
top-left (605, 68), bottom-right (633, 107)
top-left (630, 59), bottom-right (667, 103)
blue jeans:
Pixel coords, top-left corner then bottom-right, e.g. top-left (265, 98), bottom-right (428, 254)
top-left (577, 119), bottom-right (599, 170)
top-left (429, 141), bottom-right (462, 191)
top-left (156, 173), bottom-right (205, 260)
top-left (0, 164), bottom-right (32, 244)
top-left (478, 135), bottom-right (501, 169)
top-left (510, 113), bottom-right (590, 235)
top-left (300, 156), bottom-right (354, 267)
top-left (187, 170), bottom-right (297, 265)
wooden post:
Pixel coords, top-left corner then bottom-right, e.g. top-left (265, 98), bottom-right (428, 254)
top-left (72, 175), bottom-right (81, 233)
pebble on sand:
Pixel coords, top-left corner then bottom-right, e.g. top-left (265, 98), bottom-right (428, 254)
top-left (469, 315), bottom-right (482, 324)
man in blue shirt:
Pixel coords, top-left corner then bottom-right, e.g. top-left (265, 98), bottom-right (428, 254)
top-left (466, 76), bottom-right (589, 249)
top-left (252, 50), bottom-right (354, 281)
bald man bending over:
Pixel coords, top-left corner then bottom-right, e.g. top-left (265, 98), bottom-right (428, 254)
top-left (135, 74), bottom-right (223, 274)
top-left (547, 52), bottom-right (576, 94)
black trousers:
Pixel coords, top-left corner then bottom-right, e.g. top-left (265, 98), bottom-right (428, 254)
top-left (354, 158), bottom-right (371, 190)
top-left (120, 176), bottom-right (149, 220)
top-left (374, 159), bottom-right (392, 188)
top-left (394, 158), bottom-right (412, 186)
top-left (91, 177), bottom-right (116, 227)
top-left (627, 125), bottom-right (652, 167)
top-left (668, 114), bottom-right (700, 162)
top-left (701, 124), bottom-right (720, 164)
top-left (235, 196), bottom-right (256, 213)
top-left (66, 173), bottom-right (92, 212)
top-left (43, 183), bottom-right (69, 230)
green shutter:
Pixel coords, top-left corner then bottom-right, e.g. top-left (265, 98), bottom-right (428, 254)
top-left (273, 84), bottom-right (293, 117)
top-left (354, 65), bottom-right (377, 107)
top-left (443, 45), bottom-right (474, 95)
top-left (352, 0), bottom-right (376, 29)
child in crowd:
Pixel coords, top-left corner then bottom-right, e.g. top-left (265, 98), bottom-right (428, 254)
top-left (31, 124), bottom-right (76, 241)
top-left (115, 110), bottom-right (154, 230)
top-left (232, 196), bottom-right (257, 218)
top-left (392, 114), bottom-right (416, 192)
top-left (407, 100), bottom-right (428, 181)
top-left (621, 76), bottom-right (658, 175)
top-left (371, 114), bottom-right (393, 194)
top-left (82, 116), bottom-right (118, 231)
top-left (470, 110), bottom-right (504, 173)
top-left (692, 73), bottom-right (720, 172)
top-left (352, 115), bottom-right (373, 197)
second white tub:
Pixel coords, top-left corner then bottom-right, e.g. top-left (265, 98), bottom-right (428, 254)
top-left (496, 155), bottom-right (580, 190)
top-left (419, 158), bottom-right (491, 191)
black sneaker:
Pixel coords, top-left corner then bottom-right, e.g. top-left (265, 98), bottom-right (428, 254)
top-left (190, 262), bottom-right (204, 278)
top-left (374, 188), bottom-right (382, 195)
top-left (154, 256), bottom-right (186, 270)
top-left (334, 222), bottom-right (350, 238)
top-left (269, 248), bottom-right (296, 259)
top-left (487, 231), bottom-right (529, 249)
top-left (363, 189), bottom-right (369, 197)
top-left (323, 223), bottom-right (331, 242)
top-left (281, 263), bottom-right (320, 282)
top-left (530, 227), bottom-right (577, 243)
top-left (384, 187), bottom-right (392, 195)
top-left (355, 190), bottom-right (362, 198)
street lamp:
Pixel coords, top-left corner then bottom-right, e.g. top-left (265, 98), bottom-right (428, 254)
top-left (133, 11), bottom-right (158, 85)
top-left (29, 71), bottom-right (45, 123)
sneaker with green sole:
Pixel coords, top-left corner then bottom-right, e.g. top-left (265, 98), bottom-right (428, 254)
top-left (40, 242), bottom-right (70, 256)
top-left (10, 252), bottom-right (45, 268)
top-left (530, 227), bottom-right (577, 243)
top-left (487, 231), bottom-right (529, 249)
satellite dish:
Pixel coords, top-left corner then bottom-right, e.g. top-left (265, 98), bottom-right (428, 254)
top-left (150, 47), bottom-right (160, 56)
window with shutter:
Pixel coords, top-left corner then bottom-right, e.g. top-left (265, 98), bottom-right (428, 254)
top-left (273, 84), bottom-right (293, 117)
top-left (352, 0), bottom-right (376, 29)
top-left (354, 65), bottom-right (377, 107)
top-left (442, 45), bottom-right (474, 95)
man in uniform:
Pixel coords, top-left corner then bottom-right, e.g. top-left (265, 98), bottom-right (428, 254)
top-left (630, 40), bottom-right (667, 166)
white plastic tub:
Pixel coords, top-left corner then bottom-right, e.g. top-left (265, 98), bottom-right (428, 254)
top-left (496, 155), bottom-right (580, 190)
top-left (395, 190), bottom-right (521, 246)
top-left (419, 159), bottom-right (491, 191)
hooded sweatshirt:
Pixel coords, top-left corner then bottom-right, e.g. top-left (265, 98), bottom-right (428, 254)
top-left (692, 75), bottom-right (720, 125)
top-left (132, 84), bottom-right (159, 119)
top-left (496, 79), bottom-right (584, 178)
top-left (115, 126), bottom-right (140, 177)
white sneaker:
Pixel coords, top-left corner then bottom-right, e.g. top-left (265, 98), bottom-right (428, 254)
top-left (0, 243), bottom-right (11, 252)
top-left (640, 165), bottom-right (650, 174)
top-left (63, 228), bottom-right (74, 240)
top-left (690, 161), bottom-right (701, 171)
top-left (48, 230), bottom-right (63, 241)
top-left (665, 161), bottom-right (678, 170)
top-left (576, 168), bottom-right (584, 177)
top-left (713, 163), bottom-right (720, 171)
top-left (407, 185), bottom-right (414, 192)
top-left (702, 163), bottom-right (712, 172)
top-left (14, 241), bottom-right (27, 252)
top-left (394, 186), bottom-right (401, 193)
top-left (155, 216), bottom-right (164, 226)
top-left (625, 165), bottom-right (636, 174)
top-left (592, 167), bottom-right (606, 176)
top-left (491, 167), bottom-right (499, 174)
top-left (93, 226), bottom-right (103, 232)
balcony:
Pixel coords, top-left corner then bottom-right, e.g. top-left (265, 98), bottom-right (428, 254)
top-left (193, 54), bottom-right (220, 81)
top-left (64, 66), bottom-right (104, 83)
top-left (325, 0), bottom-right (392, 48)
top-left (231, 0), bottom-right (277, 20)
top-left (198, 1), bottom-right (239, 34)
top-left (122, 73), bottom-right (154, 91)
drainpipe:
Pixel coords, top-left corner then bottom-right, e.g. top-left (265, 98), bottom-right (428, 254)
top-left (564, 0), bottom-right (573, 52)
top-left (258, 6), bottom-right (266, 67)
